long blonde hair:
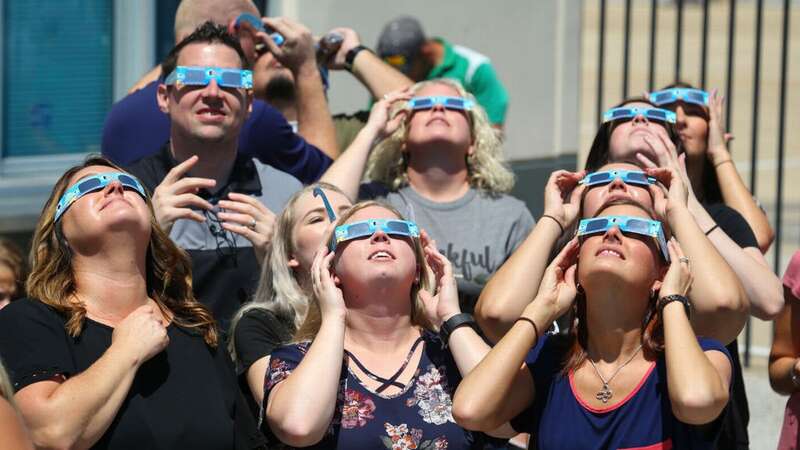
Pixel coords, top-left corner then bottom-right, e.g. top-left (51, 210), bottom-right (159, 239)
top-left (293, 201), bottom-right (435, 342)
top-left (0, 358), bottom-right (14, 406)
top-left (365, 78), bottom-right (515, 194)
top-left (26, 157), bottom-right (218, 346)
top-left (228, 183), bottom-right (349, 361)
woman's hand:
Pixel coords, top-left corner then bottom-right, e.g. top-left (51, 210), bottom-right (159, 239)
top-left (706, 89), bottom-right (734, 165)
top-left (542, 170), bottom-right (586, 230)
top-left (310, 241), bottom-right (346, 321)
top-left (111, 303), bottom-right (169, 367)
top-left (419, 231), bottom-right (461, 329)
top-left (524, 238), bottom-right (579, 324)
top-left (646, 165), bottom-right (689, 220)
top-left (363, 89), bottom-right (412, 140)
top-left (659, 238), bottom-right (694, 298)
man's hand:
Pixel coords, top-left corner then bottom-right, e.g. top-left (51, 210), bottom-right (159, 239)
top-left (325, 27), bottom-right (361, 71)
top-left (217, 193), bottom-right (276, 265)
top-left (259, 17), bottom-right (316, 75)
top-left (151, 156), bottom-right (215, 233)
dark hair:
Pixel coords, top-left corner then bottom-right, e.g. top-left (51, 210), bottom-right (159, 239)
top-left (659, 82), bottom-right (722, 204)
top-left (161, 21), bottom-right (250, 80)
top-left (584, 97), bottom-right (683, 172)
top-left (0, 239), bottom-right (26, 302)
top-left (28, 156), bottom-right (218, 346)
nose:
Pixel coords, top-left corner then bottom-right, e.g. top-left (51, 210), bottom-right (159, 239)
top-left (602, 224), bottom-right (624, 243)
top-left (608, 176), bottom-right (629, 192)
top-left (674, 106), bottom-right (687, 130)
top-left (369, 228), bottom-right (390, 244)
top-left (202, 78), bottom-right (222, 98)
top-left (103, 179), bottom-right (125, 196)
top-left (430, 102), bottom-right (446, 113)
top-left (631, 111), bottom-right (649, 126)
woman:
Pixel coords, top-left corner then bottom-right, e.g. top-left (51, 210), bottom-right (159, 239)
top-left (0, 157), bottom-right (261, 449)
top-left (454, 198), bottom-right (733, 449)
top-left (475, 160), bottom-right (746, 347)
top-left (228, 183), bottom-right (352, 410)
top-left (650, 83), bottom-right (774, 252)
top-left (321, 80), bottom-right (534, 313)
top-left (769, 250), bottom-right (800, 449)
top-left (0, 239), bottom-right (27, 310)
top-left (0, 359), bottom-right (34, 450)
top-left (263, 201), bottom-right (511, 448)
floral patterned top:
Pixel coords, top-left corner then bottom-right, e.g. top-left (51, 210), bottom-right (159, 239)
top-left (264, 331), bottom-right (476, 449)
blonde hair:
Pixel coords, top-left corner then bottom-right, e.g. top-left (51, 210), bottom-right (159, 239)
top-left (365, 78), bottom-right (515, 194)
top-left (228, 183), bottom-right (350, 361)
top-left (26, 157), bottom-right (218, 346)
top-left (0, 358), bottom-right (14, 406)
top-left (293, 201), bottom-right (435, 342)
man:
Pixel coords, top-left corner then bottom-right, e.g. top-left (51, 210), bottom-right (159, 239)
top-left (104, 0), bottom-right (336, 184)
top-left (253, 26), bottom-right (413, 151)
top-left (127, 22), bottom-right (302, 328)
top-left (377, 16), bottom-right (509, 127)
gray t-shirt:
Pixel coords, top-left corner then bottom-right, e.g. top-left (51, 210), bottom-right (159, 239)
top-left (360, 183), bottom-right (535, 312)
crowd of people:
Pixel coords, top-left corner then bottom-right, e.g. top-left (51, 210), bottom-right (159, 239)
top-left (0, 0), bottom-right (797, 449)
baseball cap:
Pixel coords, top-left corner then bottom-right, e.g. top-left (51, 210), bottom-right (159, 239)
top-left (376, 16), bottom-right (426, 73)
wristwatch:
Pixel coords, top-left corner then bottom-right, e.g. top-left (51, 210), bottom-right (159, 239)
top-left (344, 45), bottom-right (370, 72)
top-left (657, 294), bottom-right (692, 319)
top-left (439, 313), bottom-right (477, 346)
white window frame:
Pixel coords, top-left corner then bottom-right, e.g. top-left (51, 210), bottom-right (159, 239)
top-left (0, 0), bottom-right (155, 233)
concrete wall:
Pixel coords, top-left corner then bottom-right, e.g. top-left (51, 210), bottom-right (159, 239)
top-left (270, 0), bottom-right (582, 161)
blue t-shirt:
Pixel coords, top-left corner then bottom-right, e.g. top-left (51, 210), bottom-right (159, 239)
top-left (511, 334), bottom-right (731, 450)
top-left (101, 81), bottom-right (331, 184)
top-left (264, 331), bottom-right (475, 449)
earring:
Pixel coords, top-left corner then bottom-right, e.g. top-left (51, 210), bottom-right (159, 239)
top-left (576, 282), bottom-right (585, 295)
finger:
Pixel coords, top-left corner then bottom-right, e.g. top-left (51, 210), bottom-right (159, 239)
top-left (163, 155), bottom-right (200, 185)
top-left (554, 238), bottom-right (580, 266)
top-left (168, 177), bottom-right (217, 196)
top-left (217, 211), bottom-right (255, 226)
top-left (226, 193), bottom-right (273, 214)
top-left (256, 30), bottom-right (282, 57)
top-left (169, 208), bottom-right (206, 224)
top-left (564, 264), bottom-right (578, 288)
top-left (636, 152), bottom-right (659, 169)
top-left (666, 238), bottom-right (680, 264)
top-left (644, 167), bottom-right (673, 186)
top-left (221, 222), bottom-right (260, 242)
top-left (724, 133), bottom-right (735, 143)
top-left (217, 199), bottom-right (267, 219)
top-left (568, 183), bottom-right (587, 204)
top-left (171, 193), bottom-right (214, 211)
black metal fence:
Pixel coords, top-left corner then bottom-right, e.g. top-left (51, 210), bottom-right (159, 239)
top-left (591, 0), bottom-right (794, 366)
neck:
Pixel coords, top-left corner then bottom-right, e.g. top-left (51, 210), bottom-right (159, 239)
top-left (583, 287), bottom-right (650, 363)
top-left (170, 133), bottom-right (237, 187)
top-left (342, 282), bottom-right (417, 352)
top-left (406, 148), bottom-right (470, 202)
top-left (686, 153), bottom-right (706, 200)
top-left (71, 242), bottom-right (150, 325)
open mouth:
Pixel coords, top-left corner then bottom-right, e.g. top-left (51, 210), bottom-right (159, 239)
top-left (596, 246), bottom-right (625, 260)
top-left (196, 108), bottom-right (225, 118)
top-left (368, 249), bottom-right (395, 261)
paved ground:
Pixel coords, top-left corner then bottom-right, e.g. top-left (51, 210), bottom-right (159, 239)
top-left (744, 362), bottom-right (785, 449)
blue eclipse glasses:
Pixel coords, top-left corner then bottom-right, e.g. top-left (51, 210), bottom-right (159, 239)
top-left (333, 219), bottom-right (420, 251)
top-left (579, 170), bottom-right (656, 188)
top-left (164, 66), bottom-right (253, 90)
top-left (577, 215), bottom-right (670, 262)
top-left (602, 107), bottom-right (676, 124)
top-left (649, 88), bottom-right (709, 107)
top-left (233, 13), bottom-right (285, 46)
top-left (55, 172), bottom-right (147, 222)
top-left (407, 96), bottom-right (475, 111)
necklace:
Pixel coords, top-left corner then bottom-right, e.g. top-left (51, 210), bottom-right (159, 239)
top-left (587, 343), bottom-right (643, 403)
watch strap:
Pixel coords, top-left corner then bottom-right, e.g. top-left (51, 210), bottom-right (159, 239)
top-left (344, 45), bottom-right (370, 71)
top-left (657, 294), bottom-right (692, 319)
top-left (439, 313), bottom-right (476, 346)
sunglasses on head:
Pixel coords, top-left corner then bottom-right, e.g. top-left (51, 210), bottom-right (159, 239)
top-left (55, 172), bottom-right (147, 222)
top-left (407, 96), bottom-right (475, 111)
top-left (649, 88), bottom-right (709, 107)
top-left (332, 219), bottom-right (419, 251)
top-left (602, 107), bottom-right (676, 124)
top-left (577, 215), bottom-right (670, 262)
top-left (164, 66), bottom-right (253, 90)
top-left (579, 170), bottom-right (656, 188)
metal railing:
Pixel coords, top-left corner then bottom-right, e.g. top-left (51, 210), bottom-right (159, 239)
top-left (590, 0), bottom-right (795, 366)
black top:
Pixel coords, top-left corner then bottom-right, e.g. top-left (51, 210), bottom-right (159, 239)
top-left (705, 203), bottom-right (757, 450)
top-left (0, 298), bottom-right (264, 450)
top-left (233, 308), bottom-right (294, 418)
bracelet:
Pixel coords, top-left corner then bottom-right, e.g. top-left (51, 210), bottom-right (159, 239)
top-left (657, 294), bottom-right (692, 319)
top-left (541, 215), bottom-right (565, 235)
top-left (344, 45), bottom-right (370, 72)
top-left (705, 224), bottom-right (719, 236)
top-left (515, 317), bottom-right (540, 337)
top-left (439, 313), bottom-right (476, 347)
top-left (714, 159), bottom-right (734, 169)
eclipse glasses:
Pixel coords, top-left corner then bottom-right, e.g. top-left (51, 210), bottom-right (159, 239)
top-left (577, 215), bottom-right (670, 262)
top-left (579, 170), bottom-right (656, 188)
top-left (407, 96), bottom-right (474, 111)
top-left (55, 172), bottom-right (147, 222)
top-left (602, 107), bottom-right (676, 124)
top-left (649, 88), bottom-right (709, 107)
top-left (164, 66), bottom-right (253, 90)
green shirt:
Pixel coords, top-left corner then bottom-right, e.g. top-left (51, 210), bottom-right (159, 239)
top-left (427, 38), bottom-right (509, 125)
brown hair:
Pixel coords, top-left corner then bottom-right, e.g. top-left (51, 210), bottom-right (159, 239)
top-left (293, 200), bottom-right (434, 342)
top-left (560, 197), bottom-right (668, 375)
top-left (0, 239), bottom-right (27, 301)
top-left (26, 156), bottom-right (218, 346)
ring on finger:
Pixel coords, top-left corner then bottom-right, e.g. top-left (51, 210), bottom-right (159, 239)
top-left (249, 218), bottom-right (257, 230)
top-left (679, 256), bottom-right (690, 264)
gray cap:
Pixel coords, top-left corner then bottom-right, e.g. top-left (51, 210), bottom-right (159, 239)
top-left (376, 16), bottom-right (426, 66)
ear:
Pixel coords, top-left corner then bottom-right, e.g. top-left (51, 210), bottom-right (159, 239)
top-left (650, 278), bottom-right (663, 295)
top-left (156, 84), bottom-right (171, 114)
top-left (287, 257), bottom-right (300, 268)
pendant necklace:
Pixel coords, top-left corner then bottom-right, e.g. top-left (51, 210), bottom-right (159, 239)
top-left (587, 343), bottom-right (643, 403)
